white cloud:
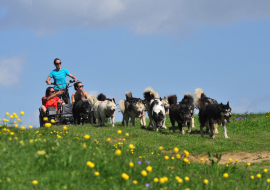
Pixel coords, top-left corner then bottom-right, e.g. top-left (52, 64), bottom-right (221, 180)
top-left (0, 0), bottom-right (269, 36)
top-left (0, 56), bottom-right (24, 86)
top-left (88, 90), bottom-right (100, 97)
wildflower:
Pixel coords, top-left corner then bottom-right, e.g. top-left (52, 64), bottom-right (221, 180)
top-left (223, 173), bottom-right (229, 178)
top-left (183, 158), bottom-right (189, 163)
top-left (132, 180), bottom-right (138, 184)
top-left (63, 126), bottom-right (67, 130)
top-left (106, 138), bottom-right (111, 142)
top-left (145, 161), bottom-right (150, 164)
top-left (37, 150), bottom-right (46, 155)
top-left (129, 144), bottom-right (135, 149)
top-left (176, 154), bottom-right (181, 159)
top-left (267, 179), bottom-right (270, 183)
top-left (250, 176), bottom-right (254, 179)
top-left (184, 150), bottom-right (189, 157)
top-left (115, 149), bottom-right (121, 156)
top-left (185, 177), bottom-right (189, 181)
top-left (10, 115), bottom-right (13, 119)
top-left (15, 115), bottom-right (18, 119)
top-left (20, 111), bottom-right (24, 115)
top-left (121, 173), bottom-right (129, 180)
top-left (145, 183), bottom-right (152, 188)
top-left (171, 157), bottom-right (175, 160)
top-left (165, 156), bottom-right (169, 160)
top-left (126, 133), bottom-right (129, 137)
top-left (51, 119), bottom-right (55, 123)
top-left (175, 176), bottom-right (180, 180)
top-left (32, 180), bottom-right (38, 185)
top-left (129, 162), bottom-right (134, 167)
top-left (84, 135), bottom-right (90, 140)
top-left (204, 179), bottom-right (209, 184)
top-left (168, 166), bottom-right (174, 170)
top-left (160, 178), bottom-right (165, 184)
top-left (247, 163), bottom-right (251, 166)
top-left (10, 132), bottom-right (14, 136)
top-left (229, 158), bottom-right (232, 162)
top-left (137, 160), bottom-right (142, 165)
top-left (257, 174), bottom-right (261, 178)
top-left (117, 130), bottom-right (122, 134)
top-left (154, 178), bottom-right (159, 182)
top-left (29, 126), bottom-right (32, 129)
top-left (43, 117), bottom-right (48, 121)
top-left (19, 140), bottom-right (24, 146)
top-left (235, 159), bottom-right (238, 162)
top-left (159, 146), bottom-right (163, 150)
top-left (264, 169), bottom-right (268, 173)
top-left (174, 147), bottom-right (179, 153)
top-left (14, 124), bottom-right (18, 128)
top-left (20, 126), bottom-right (25, 130)
top-left (200, 158), bottom-right (204, 162)
top-left (86, 161), bottom-right (95, 168)
top-left (146, 166), bottom-right (152, 172)
top-left (141, 170), bottom-right (147, 176)
top-left (45, 123), bottom-right (51, 128)
top-left (139, 156), bottom-right (142, 158)
top-left (177, 178), bottom-right (183, 183)
top-left (6, 112), bottom-right (9, 116)
top-left (94, 172), bottom-right (100, 176)
top-left (163, 177), bottom-right (168, 182)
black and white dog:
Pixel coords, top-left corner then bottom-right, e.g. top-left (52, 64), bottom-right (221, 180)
top-left (198, 102), bottom-right (231, 138)
top-left (168, 94), bottom-right (194, 134)
top-left (148, 98), bottom-right (166, 131)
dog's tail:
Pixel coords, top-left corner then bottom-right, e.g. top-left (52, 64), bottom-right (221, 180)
top-left (87, 95), bottom-right (98, 105)
top-left (97, 93), bottom-right (106, 101)
top-left (194, 88), bottom-right (205, 109)
top-left (119, 99), bottom-right (125, 113)
top-left (168, 95), bottom-right (177, 105)
top-left (143, 87), bottom-right (159, 102)
top-left (184, 93), bottom-right (194, 103)
top-left (125, 91), bottom-right (132, 100)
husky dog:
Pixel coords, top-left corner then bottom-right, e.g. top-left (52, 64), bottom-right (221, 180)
top-left (199, 102), bottom-right (231, 138)
top-left (143, 87), bottom-right (168, 129)
top-left (119, 91), bottom-right (146, 127)
top-left (168, 94), bottom-right (194, 134)
top-left (194, 88), bottom-right (219, 133)
top-left (148, 98), bottom-right (166, 131)
top-left (87, 93), bottom-right (117, 127)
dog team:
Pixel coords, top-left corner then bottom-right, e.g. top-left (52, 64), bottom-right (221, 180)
top-left (81, 87), bottom-right (232, 139)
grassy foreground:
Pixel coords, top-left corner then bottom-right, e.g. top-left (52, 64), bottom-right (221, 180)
top-left (0, 112), bottom-right (270, 189)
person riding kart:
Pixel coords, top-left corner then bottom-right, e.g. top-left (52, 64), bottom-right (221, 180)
top-left (41, 87), bottom-right (65, 116)
top-left (45, 58), bottom-right (78, 104)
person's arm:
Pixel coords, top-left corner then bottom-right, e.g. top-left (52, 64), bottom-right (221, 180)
top-left (71, 93), bottom-right (75, 104)
top-left (46, 76), bottom-right (52, 85)
top-left (68, 73), bottom-right (78, 82)
top-left (43, 90), bottom-right (64, 102)
top-left (84, 91), bottom-right (90, 102)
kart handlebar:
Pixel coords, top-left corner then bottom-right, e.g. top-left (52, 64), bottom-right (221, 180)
top-left (48, 80), bottom-right (76, 86)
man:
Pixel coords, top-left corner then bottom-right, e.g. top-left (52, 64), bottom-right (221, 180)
top-left (46, 58), bottom-right (78, 104)
top-left (41, 87), bottom-right (65, 116)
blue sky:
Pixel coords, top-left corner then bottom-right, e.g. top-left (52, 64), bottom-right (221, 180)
top-left (0, 1), bottom-right (270, 127)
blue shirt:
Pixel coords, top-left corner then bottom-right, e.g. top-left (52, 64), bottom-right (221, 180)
top-left (49, 68), bottom-right (70, 90)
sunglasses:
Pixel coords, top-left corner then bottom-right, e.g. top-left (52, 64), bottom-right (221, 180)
top-left (55, 62), bottom-right (61, 65)
top-left (79, 85), bottom-right (84, 88)
top-left (50, 91), bottom-right (55, 93)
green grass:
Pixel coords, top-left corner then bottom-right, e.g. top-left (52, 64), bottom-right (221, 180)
top-left (0, 112), bottom-right (270, 189)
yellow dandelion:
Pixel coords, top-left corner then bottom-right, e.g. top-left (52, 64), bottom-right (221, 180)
top-left (20, 126), bottom-right (25, 130)
top-left (204, 179), bottom-right (209, 184)
top-left (6, 112), bottom-right (9, 116)
top-left (247, 163), bottom-right (251, 166)
top-left (229, 158), bottom-right (232, 162)
top-left (106, 138), bottom-right (111, 142)
top-left (176, 154), bottom-right (181, 159)
top-left (126, 133), bottom-right (129, 137)
top-left (14, 124), bottom-right (18, 127)
top-left (200, 158), bottom-right (204, 162)
top-left (32, 180), bottom-right (38, 185)
top-left (129, 162), bottom-right (134, 167)
top-left (44, 123), bottom-right (51, 128)
top-left (51, 119), bottom-right (55, 123)
top-left (10, 115), bottom-right (13, 119)
top-left (29, 125), bottom-right (32, 129)
top-left (10, 132), bottom-right (14, 136)
top-left (115, 149), bottom-right (121, 156)
top-left (132, 180), bottom-right (138, 184)
top-left (267, 179), bottom-right (270, 183)
top-left (235, 159), bottom-right (238, 162)
top-left (160, 178), bottom-right (165, 184)
top-left (37, 150), bottom-right (46, 155)
top-left (43, 117), bottom-right (48, 121)
top-left (257, 174), bottom-right (261, 178)
top-left (94, 171), bottom-right (100, 176)
top-left (146, 166), bottom-right (152, 172)
top-left (141, 170), bottom-right (147, 176)
top-left (185, 177), bottom-right (189, 181)
top-left (223, 173), bottom-right (229, 178)
top-left (20, 111), bottom-right (24, 115)
top-left (177, 178), bottom-right (183, 183)
top-left (174, 147), bottom-right (179, 153)
top-left (117, 130), bottom-right (122, 134)
top-left (84, 135), bottom-right (90, 140)
top-left (165, 156), bottom-right (169, 160)
top-left (250, 175), bottom-right (254, 179)
top-left (264, 169), bottom-right (268, 173)
top-left (129, 144), bottom-right (135, 149)
top-left (122, 173), bottom-right (129, 180)
top-left (183, 158), bottom-right (189, 163)
top-left (154, 178), bottom-right (159, 182)
top-left (86, 161), bottom-right (95, 168)
top-left (159, 146), bottom-right (163, 150)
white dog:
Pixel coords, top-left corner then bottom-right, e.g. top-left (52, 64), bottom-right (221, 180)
top-left (87, 94), bottom-right (117, 127)
top-left (149, 98), bottom-right (166, 131)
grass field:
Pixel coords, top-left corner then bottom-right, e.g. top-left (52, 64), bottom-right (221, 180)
top-left (0, 111), bottom-right (270, 189)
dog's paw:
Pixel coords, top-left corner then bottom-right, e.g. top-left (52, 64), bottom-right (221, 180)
top-left (225, 136), bottom-right (229, 139)
top-left (186, 130), bottom-right (191, 133)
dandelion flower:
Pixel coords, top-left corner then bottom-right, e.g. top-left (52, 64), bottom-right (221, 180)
top-left (6, 112), bottom-right (9, 116)
top-left (185, 177), bottom-right (189, 181)
top-left (264, 169), bottom-right (268, 173)
top-left (174, 147), bottom-right (179, 153)
top-left (247, 163), bottom-right (251, 166)
top-left (84, 135), bottom-right (90, 140)
top-left (175, 176), bottom-right (180, 180)
top-left (250, 175), bottom-right (254, 179)
top-left (154, 178), bottom-right (159, 182)
top-left (267, 179), bottom-right (270, 183)
top-left (10, 132), bottom-right (14, 136)
top-left (132, 180), bottom-right (138, 184)
top-left (122, 173), bottom-right (129, 180)
top-left (171, 157), bottom-right (174, 160)
top-left (45, 123), bottom-right (51, 128)
top-left (29, 126), bottom-right (32, 129)
top-left (176, 154), bottom-right (181, 159)
top-left (159, 146), bottom-right (163, 150)
top-left (235, 159), bottom-right (238, 162)
top-left (204, 179), bottom-right (209, 184)
top-left (37, 150), bottom-right (46, 155)
top-left (20, 111), bottom-right (24, 115)
top-left (32, 180), bottom-right (38, 185)
top-left (229, 158), bottom-right (232, 162)
top-left (51, 119), bottom-right (55, 123)
top-left (146, 166), bottom-right (152, 172)
top-left (129, 144), bottom-right (135, 149)
top-left (177, 178), bottom-right (183, 183)
top-left (183, 158), bottom-right (189, 163)
top-left (126, 133), bottom-right (129, 137)
top-left (20, 126), bottom-right (25, 130)
top-left (129, 162), bottom-right (134, 167)
top-left (184, 150), bottom-right (189, 157)
top-left (10, 115), bottom-right (13, 119)
top-left (43, 117), bottom-right (48, 121)
top-left (94, 172), bottom-right (100, 176)
top-left (117, 130), bottom-right (122, 134)
top-left (160, 178), bottom-right (165, 184)
top-left (115, 149), bottom-right (121, 156)
top-left (164, 156), bottom-right (169, 160)
top-left (200, 158), bottom-right (204, 162)
top-left (106, 138), bottom-right (111, 142)
top-left (223, 173), bottom-right (229, 178)
top-left (86, 161), bottom-right (95, 168)
top-left (257, 174), bottom-right (261, 178)
top-left (141, 170), bottom-right (147, 176)
top-left (15, 124), bottom-right (18, 128)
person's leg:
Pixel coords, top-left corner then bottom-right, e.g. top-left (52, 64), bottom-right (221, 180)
top-left (41, 105), bottom-right (47, 116)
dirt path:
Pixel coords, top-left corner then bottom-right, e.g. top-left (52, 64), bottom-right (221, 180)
top-left (189, 151), bottom-right (270, 164)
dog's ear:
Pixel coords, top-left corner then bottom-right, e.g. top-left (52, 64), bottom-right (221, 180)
top-left (160, 97), bottom-right (162, 101)
top-left (227, 101), bottom-right (229, 106)
top-left (164, 96), bottom-right (166, 99)
top-left (113, 98), bottom-right (115, 103)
